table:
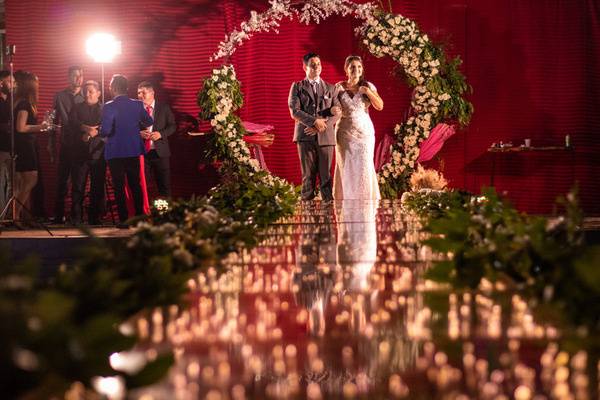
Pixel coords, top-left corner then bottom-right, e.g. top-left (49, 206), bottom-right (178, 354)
top-left (487, 145), bottom-right (575, 187)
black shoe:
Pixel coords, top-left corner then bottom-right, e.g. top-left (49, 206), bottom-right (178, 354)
top-left (49, 216), bottom-right (65, 225)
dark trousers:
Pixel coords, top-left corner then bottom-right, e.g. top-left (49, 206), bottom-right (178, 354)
top-left (71, 157), bottom-right (106, 224)
top-left (144, 150), bottom-right (171, 198)
top-left (108, 156), bottom-right (143, 223)
top-left (297, 140), bottom-right (334, 201)
top-left (53, 145), bottom-right (73, 219)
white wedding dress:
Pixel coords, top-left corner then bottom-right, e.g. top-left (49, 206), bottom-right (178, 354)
top-left (333, 83), bottom-right (381, 201)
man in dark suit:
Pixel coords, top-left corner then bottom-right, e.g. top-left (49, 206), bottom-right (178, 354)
top-left (288, 53), bottom-right (340, 201)
top-left (137, 81), bottom-right (176, 198)
top-left (100, 75), bottom-right (153, 226)
top-left (69, 80), bottom-right (105, 225)
top-left (50, 65), bottom-right (84, 224)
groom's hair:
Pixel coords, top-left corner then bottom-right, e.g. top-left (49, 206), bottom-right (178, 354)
top-left (303, 52), bottom-right (320, 65)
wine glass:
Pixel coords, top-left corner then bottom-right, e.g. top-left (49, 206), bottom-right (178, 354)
top-left (42, 109), bottom-right (60, 132)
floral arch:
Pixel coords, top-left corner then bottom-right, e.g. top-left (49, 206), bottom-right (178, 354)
top-left (197, 0), bottom-right (473, 199)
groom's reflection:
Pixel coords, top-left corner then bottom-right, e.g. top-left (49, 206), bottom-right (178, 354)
top-left (293, 205), bottom-right (337, 337)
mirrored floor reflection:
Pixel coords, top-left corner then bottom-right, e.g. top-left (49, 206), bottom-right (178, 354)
top-left (131, 200), bottom-right (598, 400)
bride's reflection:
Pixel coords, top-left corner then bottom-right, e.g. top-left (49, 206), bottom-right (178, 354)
top-left (293, 200), bottom-right (379, 337)
top-left (335, 199), bottom-right (378, 292)
top-left (290, 200), bottom-right (421, 386)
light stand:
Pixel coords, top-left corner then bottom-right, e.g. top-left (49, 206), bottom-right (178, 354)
top-left (0, 45), bottom-right (53, 235)
top-left (101, 63), bottom-right (105, 104)
top-left (0, 45), bottom-right (16, 223)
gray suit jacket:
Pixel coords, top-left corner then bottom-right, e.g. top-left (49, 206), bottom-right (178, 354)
top-left (288, 78), bottom-right (340, 146)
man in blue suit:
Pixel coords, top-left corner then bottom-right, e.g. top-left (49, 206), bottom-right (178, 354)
top-left (100, 74), bottom-right (153, 226)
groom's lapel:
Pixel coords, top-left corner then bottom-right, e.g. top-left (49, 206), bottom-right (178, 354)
top-left (302, 79), bottom-right (316, 104)
top-left (317, 80), bottom-right (326, 109)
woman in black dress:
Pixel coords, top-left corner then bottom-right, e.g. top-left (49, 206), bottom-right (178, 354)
top-left (13, 71), bottom-right (48, 221)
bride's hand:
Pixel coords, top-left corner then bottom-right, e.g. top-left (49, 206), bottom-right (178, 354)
top-left (331, 106), bottom-right (341, 116)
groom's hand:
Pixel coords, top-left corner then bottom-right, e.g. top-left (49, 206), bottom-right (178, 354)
top-left (304, 127), bottom-right (318, 135)
top-left (314, 118), bottom-right (327, 132)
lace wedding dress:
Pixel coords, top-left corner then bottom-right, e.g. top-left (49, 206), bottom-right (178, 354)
top-left (333, 84), bottom-right (381, 200)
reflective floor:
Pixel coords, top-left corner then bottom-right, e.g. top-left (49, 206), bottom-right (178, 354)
top-left (129, 200), bottom-right (598, 399)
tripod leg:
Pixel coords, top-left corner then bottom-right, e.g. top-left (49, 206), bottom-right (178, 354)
top-left (8, 195), bottom-right (54, 236)
top-left (8, 172), bottom-right (54, 236)
top-left (0, 195), bottom-right (15, 221)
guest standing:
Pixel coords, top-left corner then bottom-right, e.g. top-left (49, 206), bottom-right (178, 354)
top-left (100, 74), bottom-right (153, 226)
top-left (0, 70), bottom-right (14, 213)
top-left (69, 80), bottom-right (105, 225)
top-left (13, 71), bottom-right (48, 222)
top-left (137, 81), bottom-right (176, 198)
top-left (50, 65), bottom-right (84, 224)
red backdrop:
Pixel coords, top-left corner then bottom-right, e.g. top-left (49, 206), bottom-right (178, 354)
top-left (5, 0), bottom-right (600, 215)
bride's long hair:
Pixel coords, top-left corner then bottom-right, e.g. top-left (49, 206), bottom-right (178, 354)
top-left (344, 55), bottom-right (368, 88)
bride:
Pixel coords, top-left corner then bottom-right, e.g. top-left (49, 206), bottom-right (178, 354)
top-left (332, 55), bottom-right (383, 200)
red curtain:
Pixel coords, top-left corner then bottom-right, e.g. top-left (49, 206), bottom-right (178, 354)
top-left (5, 0), bottom-right (600, 214)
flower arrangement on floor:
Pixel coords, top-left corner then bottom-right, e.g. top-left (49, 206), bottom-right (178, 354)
top-left (399, 167), bottom-right (599, 329)
top-left (210, 0), bottom-right (473, 198)
top-left (422, 188), bottom-right (600, 329)
top-left (400, 166), bottom-right (470, 219)
top-left (0, 191), bottom-right (290, 398)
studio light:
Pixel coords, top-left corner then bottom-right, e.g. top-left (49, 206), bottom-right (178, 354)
top-left (86, 33), bottom-right (122, 103)
top-left (86, 33), bottom-right (121, 63)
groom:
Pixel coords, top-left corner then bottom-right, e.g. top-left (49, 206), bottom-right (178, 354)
top-left (288, 53), bottom-right (340, 201)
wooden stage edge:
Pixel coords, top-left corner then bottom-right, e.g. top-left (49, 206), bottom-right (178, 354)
top-left (0, 226), bottom-right (133, 239)
top-left (1, 217), bottom-right (600, 240)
